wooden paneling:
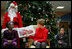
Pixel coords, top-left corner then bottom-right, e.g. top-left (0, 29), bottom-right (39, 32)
top-left (1, 9), bottom-right (5, 25)
top-left (55, 11), bottom-right (69, 17)
top-left (59, 22), bottom-right (68, 32)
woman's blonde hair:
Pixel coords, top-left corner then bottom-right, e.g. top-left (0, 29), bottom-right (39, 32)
top-left (37, 19), bottom-right (45, 26)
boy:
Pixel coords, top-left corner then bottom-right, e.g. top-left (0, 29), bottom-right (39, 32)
top-left (33, 19), bottom-right (49, 48)
top-left (3, 21), bottom-right (18, 48)
top-left (55, 27), bottom-right (68, 48)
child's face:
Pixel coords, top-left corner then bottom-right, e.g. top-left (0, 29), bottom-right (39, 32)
top-left (8, 23), bottom-right (14, 29)
top-left (37, 24), bottom-right (41, 28)
top-left (60, 28), bottom-right (64, 34)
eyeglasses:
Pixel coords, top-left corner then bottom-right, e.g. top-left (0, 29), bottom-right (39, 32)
top-left (11, 6), bottom-right (15, 9)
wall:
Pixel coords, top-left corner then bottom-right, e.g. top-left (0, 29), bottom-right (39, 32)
top-left (55, 11), bottom-right (69, 17)
top-left (1, 9), bottom-right (5, 25)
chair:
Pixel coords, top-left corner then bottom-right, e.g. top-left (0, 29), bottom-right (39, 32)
top-left (28, 39), bottom-right (50, 48)
top-left (46, 39), bottom-right (50, 48)
top-left (1, 30), bottom-right (19, 48)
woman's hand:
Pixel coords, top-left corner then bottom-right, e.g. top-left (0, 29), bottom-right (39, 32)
top-left (58, 40), bottom-right (63, 44)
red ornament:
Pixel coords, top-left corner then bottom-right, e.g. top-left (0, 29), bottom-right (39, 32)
top-left (42, 10), bottom-right (46, 14)
top-left (24, 6), bottom-right (28, 10)
top-left (52, 16), bottom-right (54, 18)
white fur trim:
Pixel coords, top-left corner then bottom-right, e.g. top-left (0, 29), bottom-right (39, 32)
top-left (15, 6), bottom-right (18, 8)
top-left (10, 3), bottom-right (15, 7)
top-left (1, 28), bottom-right (18, 33)
top-left (1, 28), bottom-right (8, 33)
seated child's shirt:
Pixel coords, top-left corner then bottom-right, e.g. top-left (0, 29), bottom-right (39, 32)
top-left (34, 27), bottom-right (48, 42)
top-left (3, 30), bottom-right (18, 42)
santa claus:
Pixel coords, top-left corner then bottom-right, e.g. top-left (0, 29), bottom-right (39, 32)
top-left (2, 1), bottom-right (23, 29)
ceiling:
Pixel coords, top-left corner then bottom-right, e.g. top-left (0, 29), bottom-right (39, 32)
top-left (1, 1), bottom-right (71, 12)
top-left (50, 1), bottom-right (71, 12)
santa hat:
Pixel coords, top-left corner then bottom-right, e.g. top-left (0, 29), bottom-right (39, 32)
top-left (8, 1), bottom-right (18, 12)
top-left (10, 1), bottom-right (18, 8)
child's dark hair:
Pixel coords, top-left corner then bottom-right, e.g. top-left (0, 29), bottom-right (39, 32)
top-left (6, 21), bottom-right (14, 28)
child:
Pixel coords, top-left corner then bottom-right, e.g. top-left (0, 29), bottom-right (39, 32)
top-left (3, 21), bottom-right (18, 48)
top-left (33, 19), bottom-right (49, 48)
top-left (55, 27), bottom-right (68, 48)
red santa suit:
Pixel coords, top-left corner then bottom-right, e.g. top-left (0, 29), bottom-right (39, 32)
top-left (2, 2), bottom-right (23, 29)
top-left (2, 2), bottom-right (23, 48)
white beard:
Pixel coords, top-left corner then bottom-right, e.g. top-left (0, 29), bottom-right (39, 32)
top-left (8, 8), bottom-right (17, 21)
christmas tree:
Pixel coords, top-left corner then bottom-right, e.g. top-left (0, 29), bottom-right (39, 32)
top-left (5, 1), bottom-right (59, 47)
